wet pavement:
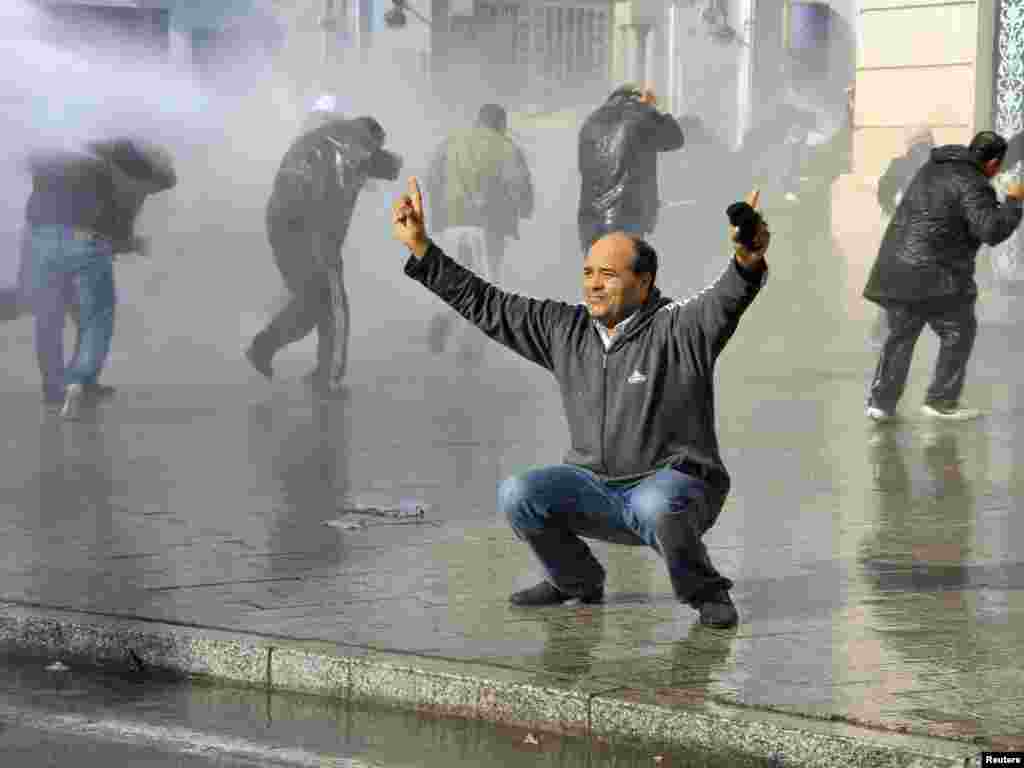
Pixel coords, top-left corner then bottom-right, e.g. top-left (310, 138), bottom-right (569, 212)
top-left (1, 192), bottom-right (1023, 759)
top-left (0, 653), bottom-right (778, 768)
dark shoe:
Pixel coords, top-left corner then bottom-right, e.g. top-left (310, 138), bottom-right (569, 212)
top-left (314, 383), bottom-right (351, 400)
top-left (83, 383), bottom-right (116, 404)
top-left (304, 369), bottom-right (350, 400)
top-left (245, 342), bottom-right (273, 379)
top-left (509, 581), bottom-right (603, 607)
top-left (696, 589), bottom-right (738, 628)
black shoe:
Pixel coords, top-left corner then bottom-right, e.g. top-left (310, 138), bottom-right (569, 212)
top-left (509, 581), bottom-right (604, 607)
top-left (304, 370), bottom-right (350, 400)
top-left (83, 383), bottom-right (116, 404)
top-left (245, 342), bottom-right (273, 379)
top-left (695, 589), bottom-right (738, 628)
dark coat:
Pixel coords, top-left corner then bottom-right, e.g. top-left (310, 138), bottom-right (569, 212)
top-left (577, 93), bottom-right (685, 250)
top-left (863, 145), bottom-right (1023, 306)
top-left (876, 143), bottom-right (931, 217)
top-left (89, 138), bottom-right (177, 252)
top-left (24, 139), bottom-right (176, 253)
top-left (266, 117), bottom-right (394, 249)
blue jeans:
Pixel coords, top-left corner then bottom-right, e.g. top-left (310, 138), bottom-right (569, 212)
top-left (500, 465), bottom-right (732, 604)
top-left (29, 226), bottom-right (115, 401)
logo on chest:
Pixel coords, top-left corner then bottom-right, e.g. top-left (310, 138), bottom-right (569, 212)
top-left (627, 369), bottom-right (648, 384)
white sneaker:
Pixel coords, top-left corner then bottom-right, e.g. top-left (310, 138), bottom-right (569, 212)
top-left (920, 403), bottom-right (981, 421)
top-left (60, 382), bottom-right (85, 421)
top-left (865, 405), bottom-right (893, 422)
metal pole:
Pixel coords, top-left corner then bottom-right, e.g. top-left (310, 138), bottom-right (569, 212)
top-left (321, 0), bottom-right (338, 72)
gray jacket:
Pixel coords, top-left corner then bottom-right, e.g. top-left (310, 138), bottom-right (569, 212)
top-left (404, 243), bottom-right (767, 497)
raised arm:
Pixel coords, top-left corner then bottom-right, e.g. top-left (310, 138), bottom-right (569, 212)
top-left (676, 191), bottom-right (769, 365)
top-left (961, 176), bottom-right (1023, 246)
top-left (393, 177), bottom-right (575, 370)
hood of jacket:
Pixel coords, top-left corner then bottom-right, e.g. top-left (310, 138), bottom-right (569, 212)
top-left (930, 145), bottom-right (980, 168)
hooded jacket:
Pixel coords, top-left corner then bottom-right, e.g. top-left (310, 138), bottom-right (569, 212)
top-left (267, 117), bottom-right (392, 247)
top-left (404, 242), bottom-right (766, 498)
top-left (425, 125), bottom-right (533, 240)
top-left (577, 93), bottom-right (685, 250)
top-left (863, 145), bottom-right (1023, 306)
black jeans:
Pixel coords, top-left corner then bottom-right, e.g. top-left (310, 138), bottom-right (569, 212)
top-left (253, 227), bottom-right (349, 386)
top-left (868, 299), bottom-right (977, 411)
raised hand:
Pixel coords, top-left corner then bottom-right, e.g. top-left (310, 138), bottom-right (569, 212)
top-left (392, 176), bottom-right (430, 258)
top-left (731, 189), bottom-right (770, 268)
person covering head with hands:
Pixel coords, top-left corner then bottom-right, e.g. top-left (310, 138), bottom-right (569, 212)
top-left (394, 177), bottom-right (769, 628)
top-left (577, 83), bottom-right (686, 253)
top-left (863, 130), bottom-right (1024, 422)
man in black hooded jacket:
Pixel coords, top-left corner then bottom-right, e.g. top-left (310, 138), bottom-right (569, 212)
top-left (577, 85), bottom-right (685, 253)
top-left (863, 131), bottom-right (1024, 422)
top-left (246, 117), bottom-right (401, 397)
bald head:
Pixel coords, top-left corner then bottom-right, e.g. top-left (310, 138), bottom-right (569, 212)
top-left (583, 232), bottom-right (657, 328)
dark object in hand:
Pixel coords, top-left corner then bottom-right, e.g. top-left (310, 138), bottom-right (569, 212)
top-left (726, 202), bottom-right (763, 250)
top-left (367, 149), bottom-right (402, 181)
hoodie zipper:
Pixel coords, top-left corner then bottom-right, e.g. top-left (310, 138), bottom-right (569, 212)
top-left (601, 348), bottom-right (609, 475)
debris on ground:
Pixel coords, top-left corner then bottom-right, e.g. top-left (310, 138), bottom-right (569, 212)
top-left (340, 498), bottom-right (432, 519)
top-left (324, 519), bottom-right (368, 531)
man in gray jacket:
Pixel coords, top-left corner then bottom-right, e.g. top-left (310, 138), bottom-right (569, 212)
top-left (392, 178), bottom-right (770, 628)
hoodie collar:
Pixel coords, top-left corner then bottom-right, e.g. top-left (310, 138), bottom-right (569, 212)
top-left (930, 144), bottom-right (982, 169)
top-left (591, 287), bottom-right (670, 349)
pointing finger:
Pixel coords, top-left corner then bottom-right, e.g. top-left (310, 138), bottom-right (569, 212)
top-left (409, 177), bottom-right (423, 217)
top-left (746, 189), bottom-right (760, 210)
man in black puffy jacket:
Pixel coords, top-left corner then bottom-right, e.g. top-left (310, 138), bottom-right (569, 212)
top-left (246, 116), bottom-right (401, 397)
top-left (863, 131), bottom-right (1024, 422)
top-left (577, 85), bottom-right (685, 253)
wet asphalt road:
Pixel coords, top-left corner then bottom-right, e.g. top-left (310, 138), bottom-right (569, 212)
top-left (0, 655), bottom-right (779, 768)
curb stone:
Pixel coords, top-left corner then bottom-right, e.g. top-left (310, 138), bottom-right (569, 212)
top-left (0, 602), bottom-right (980, 768)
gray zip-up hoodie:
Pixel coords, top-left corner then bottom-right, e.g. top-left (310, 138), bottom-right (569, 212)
top-left (404, 242), bottom-right (767, 498)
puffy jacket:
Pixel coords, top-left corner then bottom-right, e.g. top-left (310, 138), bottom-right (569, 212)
top-left (577, 94), bottom-right (685, 250)
top-left (267, 117), bottom-right (397, 247)
top-left (425, 125), bottom-right (533, 240)
top-left (864, 145), bottom-right (1023, 306)
top-left (404, 241), bottom-right (766, 498)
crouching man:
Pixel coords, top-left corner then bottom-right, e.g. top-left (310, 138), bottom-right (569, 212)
top-left (392, 178), bottom-right (770, 628)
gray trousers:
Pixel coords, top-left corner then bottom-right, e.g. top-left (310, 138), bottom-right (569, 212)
top-left (254, 228), bottom-right (349, 388)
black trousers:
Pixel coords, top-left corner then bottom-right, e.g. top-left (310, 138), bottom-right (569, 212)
top-left (868, 299), bottom-right (977, 411)
top-left (253, 227), bottom-right (349, 387)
